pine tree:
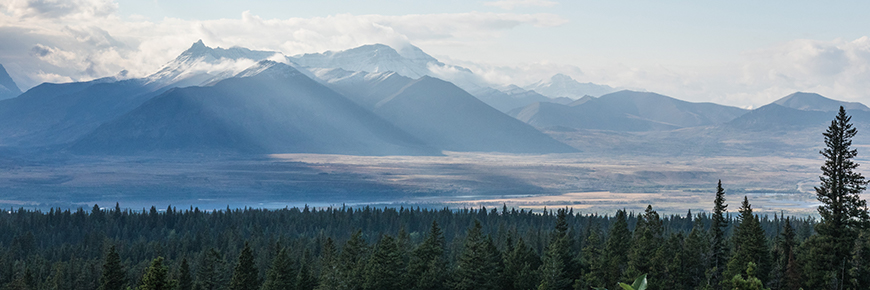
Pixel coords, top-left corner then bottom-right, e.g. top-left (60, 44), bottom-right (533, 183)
top-left (625, 205), bottom-right (663, 280)
top-left (140, 257), bottom-right (176, 290)
top-left (408, 221), bottom-right (447, 290)
top-left (601, 210), bottom-right (631, 289)
top-left (575, 224), bottom-right (603, 290)
top-left (452, 220), bottom-right (500, 290)
top-left (98, 246), bottom-right (125, 290)
top-left (709, 180), bottom-right (729, 290)
top-left (538, 208), bottom-right (574, 290)
top-left (362, 235), bottom-right (406, 290)
top-left (315, 238), bottom-right (340, 290)
top-left (337, 230), bottom-right (367, 290)
top-left (809, 106), bottom-right (870, 289)
top-left (177, 258), bottom-right (192, 290)
top-left (194, 248), bottom-right (227, 290)
top-left (296, 251), bottom-right (317, 290)
top-left (229, 242), bottom-right (259, 290)
top-left (262, 248), bottom-right (296, 290)
top-left (505, 238), bottom-right (540, 290)
top-left (678, 215), bottom-right (709, 290)
top-left (724, 197), bottom-right (770, 288)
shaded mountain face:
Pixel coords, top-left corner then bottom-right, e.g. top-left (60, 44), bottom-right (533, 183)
top-left (510, 90), bottom-right (747, 131)
top-left (146, 40), bottom-right (286, 88)
top-left (524, 73), bottom-right (616, 99)
top-left (772, 92), bottom-right (870, 112)
top-left (71, 61), bottom-right (439, 156)
top-left (472, 86), bottom-right (572, 113)
top-left (0, 78), bottom-right (158, 146)
top-left (366, 76), bottom-right (578, 153)
top-left (314, 68), bottom-right (577, 153)
top-left (0, 64), bottom-right (22, 100)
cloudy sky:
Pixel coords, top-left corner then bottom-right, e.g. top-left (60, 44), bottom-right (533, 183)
top-left (1, 0), bottom-right (869, 108)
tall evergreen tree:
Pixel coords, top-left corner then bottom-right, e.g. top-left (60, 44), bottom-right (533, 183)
top-left (140, 257), bottom-right (175, 290)
top-left (538, 208), bottom-right (575, 290)
top-left (808, 106), bottom-right (870, 289)
top-left (505, 238), bottom-right (540, 290)
top-left (296, 251), bottom-right (317, 290)
top-left (677, 214), bottom-right (710, 289)
top-left (362, 235), bottom-right (406, 290)
top-left (315, 238), bottom-right (340, 290)
top-left (625, 205), bottom-right (663, 280)
top-left (229, 243), bottom-right (259, 290)
top-left (408, 221), bottom-right (447, 290)
top-left (98, 246), bottom-right (125, 290)
top-left (724, 197), bottom-right (770, 288)
top-left (262, 248), bottom-right (296, 290)
top-left (601, 210), bottom-right (631, 289)
top-left (337, 230), bottom-right (367, 290)
top-left (452, 220), bottom-right (501, 290)
top-left (194, 248), bottom-right (227, 290)
top-left (709, 180), bottom-right (729, 290)
top-left (575, 223), bottom-right (603, 290)
top-left (177, 258), bottom-right (192, 290)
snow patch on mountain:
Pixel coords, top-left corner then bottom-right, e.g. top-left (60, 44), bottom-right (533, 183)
top-left (146, 40), bottom-right (290, 88)
top-left (524, 73), bottom-right (617, 99)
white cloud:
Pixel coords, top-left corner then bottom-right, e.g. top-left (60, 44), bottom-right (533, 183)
top-left (0, 6), bottom-right (568, 89)
top-left (483, 0), bottom-right (558, 10)
top-left (1, 0), bottom-right (118, 19)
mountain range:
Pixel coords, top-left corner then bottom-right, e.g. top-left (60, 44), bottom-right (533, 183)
top-left (1, 41), bottom-right (869, 158)
top-left (0, 64), bottom-right (22, 100)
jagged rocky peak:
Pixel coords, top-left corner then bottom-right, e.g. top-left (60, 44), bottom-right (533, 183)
top-left (235, 60), bottom-right (301, 79)
top-left (0, 63), bottom-right (22, 100)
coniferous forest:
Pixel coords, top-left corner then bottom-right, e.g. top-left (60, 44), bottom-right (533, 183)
top-left (0, 108), bottom-right (868, 290)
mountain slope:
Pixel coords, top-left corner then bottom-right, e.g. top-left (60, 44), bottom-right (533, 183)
top-left (473, 86), bottom-right (572, 113)
top-left (0, 64), bottom-right (22, 100)
top-left (0, 78), bottom-right (158, 146)
top-left (146, 40), bottom-right (285, 88)
top-left (524, 73), bottom-right (616, 99)
top-left (369, 76), bottom-right (578, 153)
top-left (773, 92), bottom-right (870, 112)
top-left (72, 61), bottom-right (438, 156)
top-left (510, 90), bottom-right (747, 131)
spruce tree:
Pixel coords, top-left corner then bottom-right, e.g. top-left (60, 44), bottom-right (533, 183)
top-left (601, 210), bottom-right (631, 288)
top-left (194, 249), bottom-right (226, 290)
top-left (262, 248), bottom-right (296, 290)
top-left (575, 224), bottom-right (603, 290)
top-left (452, 220), bottom-right (500, 290)
top-left (679, 215), bottom-right (709, 290)
top-left (809, 106), bottom-right (870, 289)
top-left (408, 221), bottom-right (447, 290)
top-left (98, 246), bottom-right (125, 290)
top-left (538, 208), bottom-right (575, 290)
top-left (140, 257), bottom-right (175, 290)
top-left (362, 235), bottom-right (405, 290)
top-left (709, 180), bottom-right (729, 289)
top-left (229, 242), bottom-right (259, 290)
top-left (296, 251), bottom-right (317, 290)
top-left (177, 258), bottom-right (192, 290)
top-left (505, 238), bottom-right (540, 290)
top-left (625, 205), bottom-right (662, 280)
top-left (724, 197), bottom-right (770, 287)
top-left (316, 238), bottom-right (340, 290)
top-left (337, 230), bottom-right (367, 290)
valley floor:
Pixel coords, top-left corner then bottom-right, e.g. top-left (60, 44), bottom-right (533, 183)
top-left (0, 151), bottom-right (841, 215)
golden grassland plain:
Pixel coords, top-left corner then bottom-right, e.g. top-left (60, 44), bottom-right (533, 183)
top-left (0, 151), bottom-right (857, 216)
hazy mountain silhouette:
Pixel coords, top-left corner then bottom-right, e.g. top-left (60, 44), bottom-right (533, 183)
top-left (510, 90), bottom-right (747, 131)
top-left (0, 64), bottom-right (21, 100)
top-left (473, 85), bottom-right (572, 113)
top-left (772, 92), bottom-right (870, 112)
top-left (72, 61), bottom-right (438, 155)
top-left (523, 73), bottom-right (617, 99)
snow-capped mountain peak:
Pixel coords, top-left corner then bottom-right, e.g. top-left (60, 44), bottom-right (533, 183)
top-left (146, 40), bottom-right (288, 88)
top-left (235, 60), bottom-right (302, 80)
top-left (524, 73), bottom-right (617, 99)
